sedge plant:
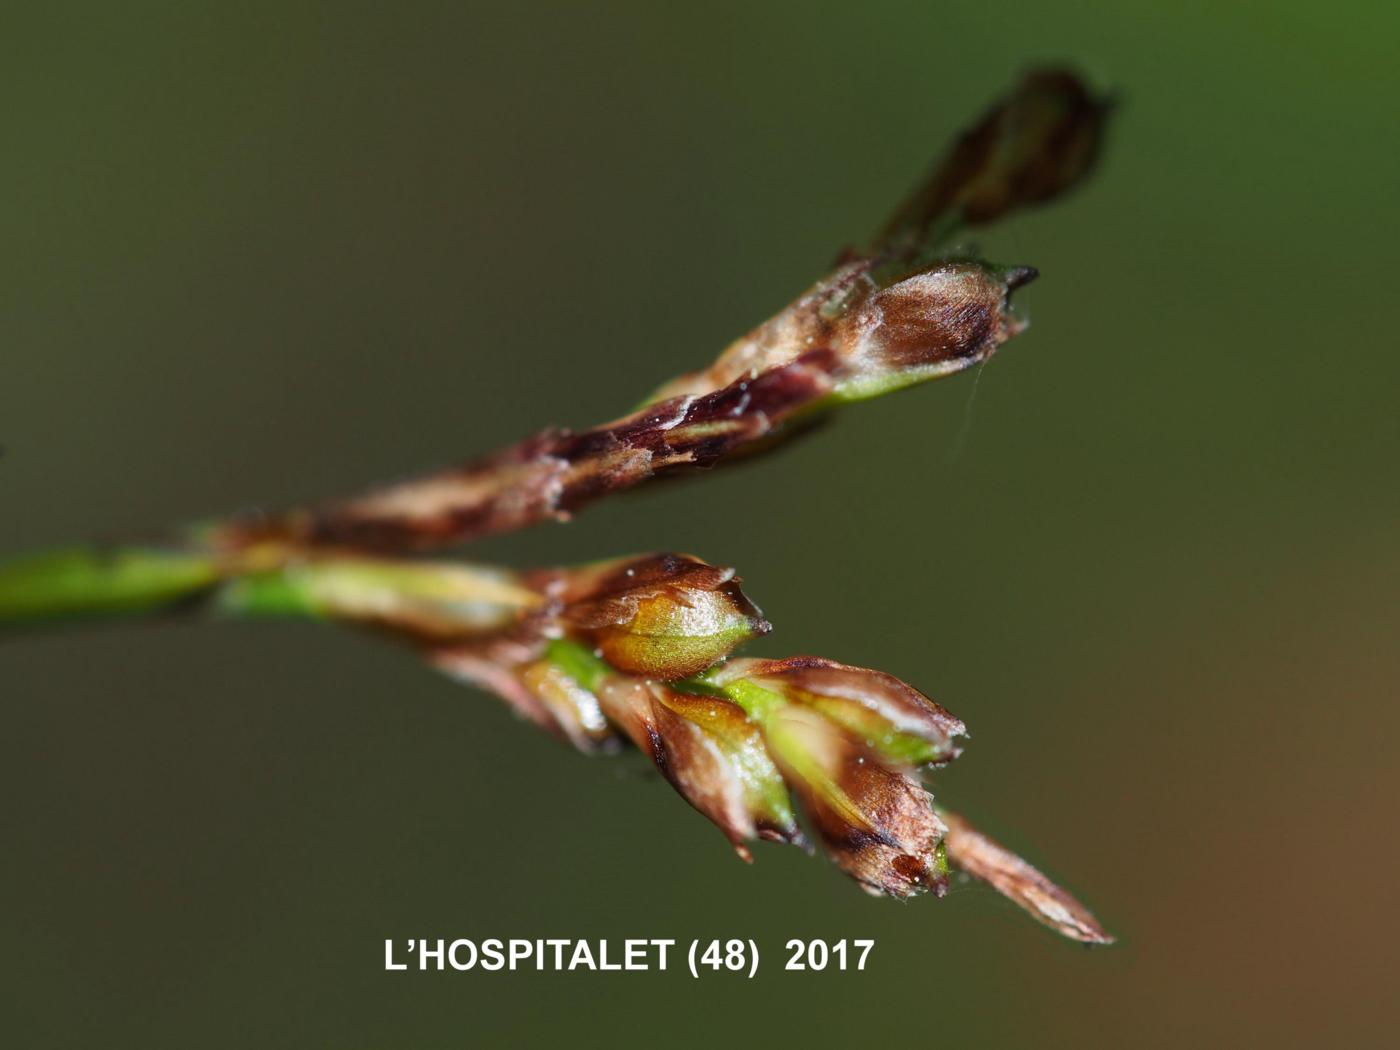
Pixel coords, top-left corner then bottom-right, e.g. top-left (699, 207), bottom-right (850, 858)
top-left (0, 69), bottom-right (1114, 943)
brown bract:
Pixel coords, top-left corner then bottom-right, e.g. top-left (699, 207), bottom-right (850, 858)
top-left (431, 636), bottom-right (555, 733)
top-left (713, 655), bottom-right (967, 765)
top-left (518, 660), bottom-right (616, 753)
top-left (854, 261), bottom-right (1034, 372)
top-left (708, 657), bottom-right (966, 896)
top-left (650, 258), bottom-right (1031, 405)
top-left (544, 553), bottom-right (769, 680)
top-left (875, 67), bottom-right (1112, 253)
top-left (765, 705), bottom-right (949, 898)
top-left (596, 678), bottom-right (803, 860)
top-left (940, 809), bottom-right (1114, 944)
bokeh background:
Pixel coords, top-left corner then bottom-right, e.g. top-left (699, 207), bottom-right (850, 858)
top-left (3, 2), bottom-right (1397, 1046)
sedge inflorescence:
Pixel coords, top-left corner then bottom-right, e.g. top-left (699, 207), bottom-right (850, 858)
top-left (1, 69), bottom-right (1115, 943)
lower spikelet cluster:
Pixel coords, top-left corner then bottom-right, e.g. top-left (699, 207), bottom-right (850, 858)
top-left (222, 549), bottom-right (1109, 941)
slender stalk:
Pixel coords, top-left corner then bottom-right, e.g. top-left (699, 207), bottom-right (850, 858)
top-left (0, 543), bottom-right (539, 639)
top-left (0, 546), bottom-right (223, 628)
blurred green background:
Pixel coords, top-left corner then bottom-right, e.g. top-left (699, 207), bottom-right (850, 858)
top-left (3, 2), bottom-right (1397, 1046)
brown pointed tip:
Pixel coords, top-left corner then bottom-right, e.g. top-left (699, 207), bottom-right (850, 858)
top-left (1004, 265), bottom-right (1039, 291)
top-left (758, 824), bottom-right (809, 851)
top-left (940, 809), bottom-right (1114, 946)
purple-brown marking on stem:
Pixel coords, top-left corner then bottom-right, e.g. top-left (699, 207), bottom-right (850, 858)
top-left (222, 353), bottom-right (837, 552)
top-left (219, 257), bottom-right (1031, 553)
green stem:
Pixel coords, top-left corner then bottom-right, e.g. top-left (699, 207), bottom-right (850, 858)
top-left (0, 541), bottom-right (544, 642)
top-left (543, 639), bottom-right (614, 692)
top-left (0, 545), bottom-right (224, 629)
top-left (218, 559), bottom-right (538, 633)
